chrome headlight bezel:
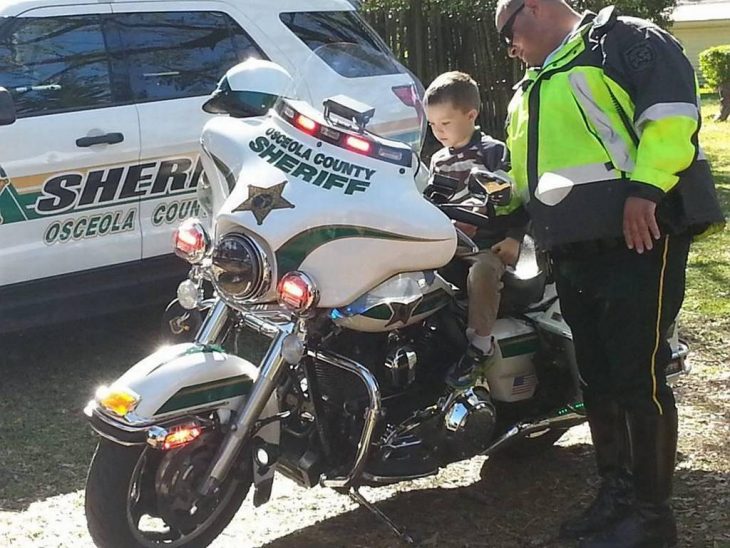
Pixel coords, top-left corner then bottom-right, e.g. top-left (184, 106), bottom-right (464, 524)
top-left (210, 232), bottom-right (271, 302)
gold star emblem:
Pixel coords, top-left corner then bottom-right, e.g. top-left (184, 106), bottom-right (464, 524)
top-left (385, 296), bottom-right (423, 328)
top-left (233, 181), bottom-right (294, 225)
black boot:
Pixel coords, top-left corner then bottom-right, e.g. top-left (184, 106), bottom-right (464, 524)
top-left (560, 399), bottom-right (633, 540)
top-left (579, 406), bottom-right (679, 548)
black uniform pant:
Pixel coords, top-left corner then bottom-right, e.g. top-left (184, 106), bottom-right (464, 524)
top-left (553, 234), bottom-right (691, 416)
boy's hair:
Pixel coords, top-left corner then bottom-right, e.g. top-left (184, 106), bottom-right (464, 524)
top-left (424, 71), bottom-right (481, 112)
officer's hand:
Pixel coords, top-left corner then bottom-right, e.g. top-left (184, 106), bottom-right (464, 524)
top-left (623, 196), bottom-right (661, 253)
top-left (454, 221), bottom-right (478, 238)
top-left (491, 237), bottom-right (521, 266)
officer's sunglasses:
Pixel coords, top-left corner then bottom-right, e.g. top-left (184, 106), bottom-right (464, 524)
top-left (500, 3), bottom-right (525, 46)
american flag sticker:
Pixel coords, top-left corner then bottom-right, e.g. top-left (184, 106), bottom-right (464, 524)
top-left (512, 374), bottom-right (537, 395)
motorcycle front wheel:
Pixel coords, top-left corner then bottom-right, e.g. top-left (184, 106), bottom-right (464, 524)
top-left (85, 436), bottom-right (251, 548)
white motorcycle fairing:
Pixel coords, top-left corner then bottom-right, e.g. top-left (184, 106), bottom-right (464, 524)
top-left (201, 100), bottom-right (457, 309)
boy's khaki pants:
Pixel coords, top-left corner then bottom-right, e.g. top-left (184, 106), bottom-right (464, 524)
top-left (455, 248), bottom-right (505, 336)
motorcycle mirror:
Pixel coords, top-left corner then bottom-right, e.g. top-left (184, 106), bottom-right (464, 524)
top-left (468, 168), bottom-right (514, 207)
top-left (424, 172), bottom-right (460, 204)
top-left (0, 87), bottom-right (16, 126)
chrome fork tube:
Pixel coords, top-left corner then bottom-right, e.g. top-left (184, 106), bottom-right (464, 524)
top-left (199, 322), bottom-right (293, 496)
top-left (195, 298), bottom-right (230, 344)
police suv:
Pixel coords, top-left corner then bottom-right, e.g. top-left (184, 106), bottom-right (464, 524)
top-left (0, 0), bottom-right (423, 332)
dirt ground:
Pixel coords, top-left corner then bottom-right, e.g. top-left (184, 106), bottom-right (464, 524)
top-left (0, 307), bottom-right (728, 547)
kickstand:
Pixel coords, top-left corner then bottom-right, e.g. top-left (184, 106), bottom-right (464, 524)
top-left (349, 487), bottom-right (415, 545)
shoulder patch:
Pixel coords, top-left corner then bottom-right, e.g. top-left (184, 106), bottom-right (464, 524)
top-left (624, 41), bottom-right (656, 72)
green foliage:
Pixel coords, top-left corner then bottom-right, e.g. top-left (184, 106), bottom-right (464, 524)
top-left (699, 46), bottom-right (730, 89)
top-left (362, 0), bottom-right (678, 28)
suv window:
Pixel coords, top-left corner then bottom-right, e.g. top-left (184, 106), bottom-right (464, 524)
top-left (0, 16), bottom-right (113, 117)
top-left (280, 11), bottom-right (402, 78)
top-left (114, 11), bottom-right (263, 102)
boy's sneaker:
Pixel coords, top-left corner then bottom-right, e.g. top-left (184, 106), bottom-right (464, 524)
top-left (446, 343), bottom-right (496, 389)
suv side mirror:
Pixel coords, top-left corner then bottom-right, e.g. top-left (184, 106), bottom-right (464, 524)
top-left (0, 88), bottom-right (16, 126)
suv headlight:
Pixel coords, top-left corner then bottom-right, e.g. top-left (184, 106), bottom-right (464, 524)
top-left (211, 233), bottom-right (269, 301)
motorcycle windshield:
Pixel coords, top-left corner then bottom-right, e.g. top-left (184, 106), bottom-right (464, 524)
top-left (274, 43), bottom-right (426, 162)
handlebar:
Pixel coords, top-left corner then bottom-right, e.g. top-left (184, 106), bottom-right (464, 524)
top-left (437, 203), bottom-right (492, 229)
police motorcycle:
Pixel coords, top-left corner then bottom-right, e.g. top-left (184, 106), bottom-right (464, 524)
top-left (83, 45), bottom-right (690, 547)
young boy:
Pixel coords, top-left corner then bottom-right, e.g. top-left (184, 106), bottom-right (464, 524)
top-left (425, 71), bottom-right (528, 388)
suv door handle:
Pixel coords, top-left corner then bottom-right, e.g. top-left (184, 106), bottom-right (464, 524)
top-left (76, 132), bottom-right (124, 147)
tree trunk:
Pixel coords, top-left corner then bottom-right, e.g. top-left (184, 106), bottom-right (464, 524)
top-left (716, 81), bottom-right (730, 122)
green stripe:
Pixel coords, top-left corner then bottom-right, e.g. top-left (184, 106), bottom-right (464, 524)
top-left (0, 184), bottom-right (28, 224)
top-left (0, 188), bottom-right (196, 225)
top-left (155, 374), bottom-right (254, 415)
top-left (412, 288), bottom-right (451, 316)
top-left (275, 225), bottom-right (448, 276)
top-left (361, 303), bottom-right (392, 320)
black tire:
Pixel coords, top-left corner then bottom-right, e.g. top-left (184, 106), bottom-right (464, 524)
top-left (497, 428), bottom-right (568, 459)
top-left (85, 438), bottom-right (251, 548)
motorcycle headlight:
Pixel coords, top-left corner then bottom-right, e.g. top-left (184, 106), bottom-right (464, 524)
top-left (211, 233), bottom-right (269, 301)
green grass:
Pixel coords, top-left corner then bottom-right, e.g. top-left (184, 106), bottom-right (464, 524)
top-left (0, 309), bottom-right (164, 509)
top-left (682, 94), bottom-right (730, 369)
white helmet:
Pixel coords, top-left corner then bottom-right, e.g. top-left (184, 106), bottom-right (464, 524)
top-left (203, 58), bottom-right (293, 117)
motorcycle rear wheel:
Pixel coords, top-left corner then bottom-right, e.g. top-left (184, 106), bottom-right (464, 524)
top-left (85, 437), bottom-right (251, 548)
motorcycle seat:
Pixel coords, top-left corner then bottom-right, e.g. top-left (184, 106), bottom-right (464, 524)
top-left (499, 235), bottom-right (547, 315)
top-left (444, 235), bottom-right (547, 317)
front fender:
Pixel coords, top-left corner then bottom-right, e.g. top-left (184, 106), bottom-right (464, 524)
top-left (86, 343), bottom-right (264, 443)
top-left (119, 343), bottom-right (259, 419)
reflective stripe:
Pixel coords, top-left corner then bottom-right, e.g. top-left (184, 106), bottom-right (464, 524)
top-left (548, 162), bottom-right (622, 184)
top-left (535, 162), bottom-right (622, 206)
top-left (635, 102), bottom-right (699, 134)
top-left (568, 73), bottom-right (635, 173)
top-left (698, 146), bottom-right (707, 161)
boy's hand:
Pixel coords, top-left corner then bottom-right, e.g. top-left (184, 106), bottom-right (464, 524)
top-left (491, 237), bottom-right (520, 266)
top-left (454, 221), bottom-right (478, 238)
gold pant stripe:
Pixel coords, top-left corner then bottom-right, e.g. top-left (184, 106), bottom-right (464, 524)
top-left (651, 235), bottom-right (670, 415)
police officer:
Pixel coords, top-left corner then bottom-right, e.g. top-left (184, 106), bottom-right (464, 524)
top-left (494, 1), bottom-right (725, 546)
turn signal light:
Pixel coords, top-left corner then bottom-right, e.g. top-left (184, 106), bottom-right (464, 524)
top-left (277, 271), bottom-right (318, 312)
top-left (174, 218), bottom-right (210, 264)
top-left (162, 425), bottom-right (203, 450)
top-left (97, 386), bottom-right (140, 417)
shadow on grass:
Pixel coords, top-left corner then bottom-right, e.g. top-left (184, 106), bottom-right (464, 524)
top-left (260, 445), bottom-right (727, 548)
